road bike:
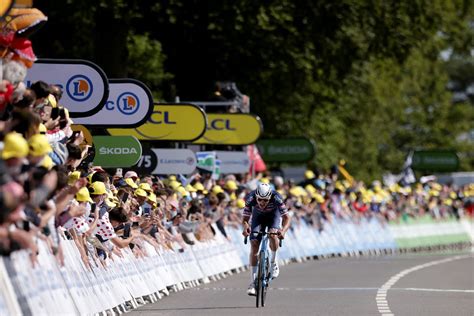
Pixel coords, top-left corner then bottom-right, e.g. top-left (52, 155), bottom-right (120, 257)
top-left (244, 228), bottom-right (282, 308)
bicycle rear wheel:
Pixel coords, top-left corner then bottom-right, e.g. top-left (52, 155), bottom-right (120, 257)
top-left (256, 251), bottom-right (265, 308)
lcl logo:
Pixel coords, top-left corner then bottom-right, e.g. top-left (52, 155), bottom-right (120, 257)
top-left (66, 75), bottom-right (93, 101)
top-left (208, 119), bottom-right (236, 131)
top-left (148, 111), bottom-right (177, 124)
top-left (105, 92), bottom-right (140, 115)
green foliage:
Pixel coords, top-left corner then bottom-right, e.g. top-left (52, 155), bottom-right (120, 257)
top-left (126, 34), bottom-right (173, 100)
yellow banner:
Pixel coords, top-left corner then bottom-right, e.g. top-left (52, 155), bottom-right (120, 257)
top-left (107, 104), bottom-right (207, 141)
top-left (193, 113), bottom-right (263, 145)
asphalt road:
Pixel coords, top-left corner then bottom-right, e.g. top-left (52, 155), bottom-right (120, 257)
top-left (130, 250), bottom-right (474, 316)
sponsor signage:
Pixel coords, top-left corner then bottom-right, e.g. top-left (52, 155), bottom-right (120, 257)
top-left (74, 79), bottom-right (153, 127)
top-left (107, 103), bottom-right (207, 141)
top-left (215, 151), bottom-right (250, 174)
top-left (411, 150), bottom-right (459, 172)
top-left (257, 138), bottom-right (316, 162)
top-left (134, 148), bottom-right (197, 175)
top-left (25, 59), bottom-right (108, 118)
top-left (92, 136), bottom-right (142, 167)
top-left (193, 113), bottom-right (263, 145)
top-left (133, 147), bottom-right (157, 175)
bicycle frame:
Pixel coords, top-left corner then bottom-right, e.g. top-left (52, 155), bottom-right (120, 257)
top-left (244, 228), bottom-right (282, 308)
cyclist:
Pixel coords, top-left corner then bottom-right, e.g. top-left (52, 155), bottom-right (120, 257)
top-left (242, 182), bottom-right (291, 296)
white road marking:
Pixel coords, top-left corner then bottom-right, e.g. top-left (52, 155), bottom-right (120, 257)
top-left (195, 286), bottom-right (474, 293)
top-left (393, 287), bottom-right (474, 293)
top-left (375, 254), bottom-right (473, 315)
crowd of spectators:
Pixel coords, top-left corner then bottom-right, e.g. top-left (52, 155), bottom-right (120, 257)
top-left (0, 77), bottom-right (472, 270)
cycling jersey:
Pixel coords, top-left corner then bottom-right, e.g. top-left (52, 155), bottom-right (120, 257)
top-left (243, 190), bottom-right (288, 241)
top-left (243, 190), bottom-right (288, 220)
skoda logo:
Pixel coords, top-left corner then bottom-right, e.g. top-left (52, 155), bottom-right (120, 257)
top-left (117, 92), bottom-right (140, 116)
top-left (66, 75), bottom-right (93, 101)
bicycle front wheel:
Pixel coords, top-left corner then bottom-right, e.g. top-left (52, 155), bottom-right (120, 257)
top-left (261, 254), bottom-right (270, 307)
top-left (256, 251), bottom-right (265, 308)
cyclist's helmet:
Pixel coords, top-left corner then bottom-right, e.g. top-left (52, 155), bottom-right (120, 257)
top-left (256, 183), bottom-right (272, 200)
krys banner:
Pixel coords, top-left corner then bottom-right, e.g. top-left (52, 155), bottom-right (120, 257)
top-left (74, 79), bottom-right (153, 127)
top-left (92, 136), bottom-right (142, 168)
top-left (25, 59), bottom-right (109, 118)
top-left (107, 103), bottom-right (207, 141)
top-left (193, 113), bottom-right (263, 145)
top-left (257, 138), bottom-right (316, 162)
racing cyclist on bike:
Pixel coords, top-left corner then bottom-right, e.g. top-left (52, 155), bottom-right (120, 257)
top-left (242, 182), bottom-right (291, 296)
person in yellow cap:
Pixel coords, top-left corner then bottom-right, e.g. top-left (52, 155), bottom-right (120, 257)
top-left (176, 186), bottom-right (189, 198)
top-left (193, 182), bottom-right (208, 195)
top-left (225, 180), bottom-right (238, 192)
top-left (27, 133), bottom-right (52, 166)
top-left (147, 192), bottom-right (158, 208)
top-left (89, 181), bottom-right (109, 216)
top-left (185, 184), bottom-right (198, 199)
top-left (134, 188), bottom-right (148, 199)
top-left (76, 187), bottom-right (93, 203)
top-left (68, 171), bottom-right (81, 185)
top-left (224, 180), bottom-right (238, 201)
top-left (38, 123), bottom-right (47, 134)
top-left (125, 177), bottom-right (138, 189)
top-left (169, 180), bottom-right (181, 190)
top-left (138, 184), bottom-right (155, 216)
top-left (305, 170), bottom-right (315, 180)
top-left (236, 198), bottom-right (246, 209)
top-left (1, 132), bottom-right (29, 176)
top-left (40, 155), bottom-right (54, 170)
top-left (134, 188), bottom-right (149, 215)
top-left (212, 185), bottom-right (224, 195)
top-left (138, 182), bottom-right (152, 193)
top-left (61, 187), bottom-right (96, 240)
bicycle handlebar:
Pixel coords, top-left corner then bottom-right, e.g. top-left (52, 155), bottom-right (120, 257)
top-left (243, 232), bottom-right (283, 247)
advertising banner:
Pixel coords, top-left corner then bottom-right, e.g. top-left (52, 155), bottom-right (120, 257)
top-left (25, 59), bottom-right (109, 117)
top-left (134, 148), bottom-right (197, 175)
top-left (411, 150), bottom-right (459, 172)
top-left (73, 79), bottom-right (153, 127)
top-left (193, 113), bottom-right (262, 145)
top-left (92, 136), bottom-right (142, 167)
top-left (107, 103), bottom-right (207, 141)
top-left (215, 151), bottom-right (250, 174)
top-left (257, 138), bottom-right (315, 162)
top-left (154, 149), bottom-right (196, 175)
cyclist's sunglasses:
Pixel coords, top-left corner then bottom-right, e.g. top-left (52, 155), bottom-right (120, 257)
top-left (256, 197), bottom-right (271, 203)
